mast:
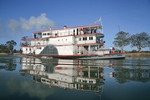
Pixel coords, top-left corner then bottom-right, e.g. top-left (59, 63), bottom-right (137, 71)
top-left (100, 17), bottom-right (103, 34)
top-left (95, 17), bottom-right (103, 33)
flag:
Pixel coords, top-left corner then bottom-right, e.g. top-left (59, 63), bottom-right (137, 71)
top-left (95, 17), bottom-right (101, 24)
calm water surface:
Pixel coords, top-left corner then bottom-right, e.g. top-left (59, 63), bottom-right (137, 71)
top-left (0, 56), bottom-right (150, 100)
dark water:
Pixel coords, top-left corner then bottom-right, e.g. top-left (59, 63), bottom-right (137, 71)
top-left (0, 56), bottom-right (150, 100)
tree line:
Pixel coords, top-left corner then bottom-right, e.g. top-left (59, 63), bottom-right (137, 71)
top-left (0, 40), bottom-right (17, 55)
top-left (113, 31), bottom-right (150, 53)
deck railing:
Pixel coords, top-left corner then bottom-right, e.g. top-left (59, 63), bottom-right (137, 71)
top-left (20, 42), bottom-right (49, 47)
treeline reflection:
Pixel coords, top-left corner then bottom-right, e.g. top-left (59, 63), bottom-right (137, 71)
top-left (0, 57), bottom-right (17, 71)
top-left (114, 68), bottom-right (150, 83)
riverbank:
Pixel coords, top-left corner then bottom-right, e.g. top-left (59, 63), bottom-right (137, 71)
top-left (0, 53), bottom-right (20, 55)
top-left (125, 53), bottom-right (150, 57)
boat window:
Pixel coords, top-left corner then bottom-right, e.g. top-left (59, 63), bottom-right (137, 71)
top-left (79, 38), bottom-right (81, 41)
top-left (83, 80), bottom-right (87, 83)
top-left (43, 33), bottom-right (46, 36)
top-left (42, 79), bottom-right (46, 82)
top-left (73, 30), bottom-right (75, 35)
top-left (83, 37), bottom-right (87, 40)
top-left (89, 37), bottom-right (93, 40)
top-left (48, 33), bottom-right (52, 35)
top-left (78, 79), bottom-right (81, 82)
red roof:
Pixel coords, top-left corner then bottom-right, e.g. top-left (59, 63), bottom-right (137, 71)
top-left (32, 24), bottom-right (102, 33)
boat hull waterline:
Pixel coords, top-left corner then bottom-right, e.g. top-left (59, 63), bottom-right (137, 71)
top-left (21, 53), bottom-right (125, 59)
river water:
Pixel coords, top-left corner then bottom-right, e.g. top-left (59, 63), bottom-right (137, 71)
top-left (0, 55), bottom-right (150, 100)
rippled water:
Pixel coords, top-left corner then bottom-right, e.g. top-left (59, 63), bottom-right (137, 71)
top-left (0, 55), bottom-right (150, 100)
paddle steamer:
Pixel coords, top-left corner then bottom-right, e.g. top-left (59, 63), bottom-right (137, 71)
top-left (21, 25), bottom-right (125, 59)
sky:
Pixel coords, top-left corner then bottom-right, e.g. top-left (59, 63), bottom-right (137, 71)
top-left (0, 0), bottom-right (150, 51)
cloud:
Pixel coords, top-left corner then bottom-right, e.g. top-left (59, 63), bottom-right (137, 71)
top-left (0, 13), bottom-right (56, 37)
top-left (20, 13), bottom-right (55, 31)
top-left (7, 19), bottom-right (23, 35)
top-left (0, 19), bottom-right (8, 38)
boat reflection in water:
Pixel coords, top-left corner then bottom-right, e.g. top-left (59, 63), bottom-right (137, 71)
top-left (1, 56), bottom-right (150, 100)
top-left (20, 57), bottom-right (107, 92)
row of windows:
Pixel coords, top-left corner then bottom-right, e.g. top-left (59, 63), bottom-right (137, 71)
top-left (79, 36), bottom-right (93, 41)
top-left (37, 47), bottom-right (41, 49)
top-left (78, 79), bottom-right (94, 83)
top-left (43, 33), bottom-right (52, 36)
top-left (58, 39), bottom-right (68, 41)
top-left (25, 47), bottom-right (41, 51)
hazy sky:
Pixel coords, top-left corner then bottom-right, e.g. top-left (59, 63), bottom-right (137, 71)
top-left (0, 0), bottom-right (150, 51)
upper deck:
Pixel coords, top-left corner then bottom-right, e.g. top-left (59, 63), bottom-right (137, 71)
top-left (22, 24), bottom-right (103, 41)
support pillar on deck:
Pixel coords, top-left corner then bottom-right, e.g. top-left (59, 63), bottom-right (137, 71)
top-left (88, 45), bottom-right (91, 54)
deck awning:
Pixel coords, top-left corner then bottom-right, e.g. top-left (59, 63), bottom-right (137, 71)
top-left (32, 24), bottom-right (102, 34)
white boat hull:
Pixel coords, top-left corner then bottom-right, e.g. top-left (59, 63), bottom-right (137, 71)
top-left (78, 54), bottom-right (125, 59)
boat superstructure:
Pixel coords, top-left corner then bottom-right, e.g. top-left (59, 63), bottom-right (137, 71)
top-left (21, 24), bottom-right (125, 59)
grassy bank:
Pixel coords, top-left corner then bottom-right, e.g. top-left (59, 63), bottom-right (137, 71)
top-left (0, 53), bottom-right (20, 55)
top-left (125, 53), bottom-right (150, 57)
top-left (0, 53), bottom-right (9, 55)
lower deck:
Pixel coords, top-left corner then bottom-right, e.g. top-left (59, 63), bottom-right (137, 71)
top-left (22, 44), bottom-right (105, 56)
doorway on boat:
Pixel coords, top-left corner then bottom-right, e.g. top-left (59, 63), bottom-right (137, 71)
top-left (77, 45), bottom-right (93, 55)
top-left (83, 46), bottom-right (88, 54)
top-left (77, 45), bottom-right (88, 54)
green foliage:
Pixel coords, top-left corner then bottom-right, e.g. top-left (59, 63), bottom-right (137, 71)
top-left (13, 49), bottom-right (17, 53)
top-left (113, 31), bottom-right (130, 52)
top-left (0, 44), bottom-right (9, 53)
top-left (130, 32), bottom-right (150, 52)
top-left (0, 40), bottom-right (17, 54)
top-left (6, 40), bottom-right (17, 55)
top-left (130, 50), bottom-right (138, 53)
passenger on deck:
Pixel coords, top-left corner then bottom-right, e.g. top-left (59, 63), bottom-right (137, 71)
top-left (34, 34), bottom-right (36, 38)
top-left (82, 28), bottom-right (86, 34)
top-left (82, 28), bottom-right (85, 34)
top-left (77, 29), bottom-right (79, 35)
top-left (91, 29), bottom-right (93, 33)
top-left (94, 28), bottom-right (97, 33)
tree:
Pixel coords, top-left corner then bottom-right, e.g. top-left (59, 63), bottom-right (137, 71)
top-left (0, 44), bottom-right (9, 53)
top-left (6, 40), bottom-right (17, 55)
top-left (130, 32), bottom-right (150, 53)
top-left (113, 31), bottom-right (130, 52)
top-left (148, 41), bottom-right (150, 50)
